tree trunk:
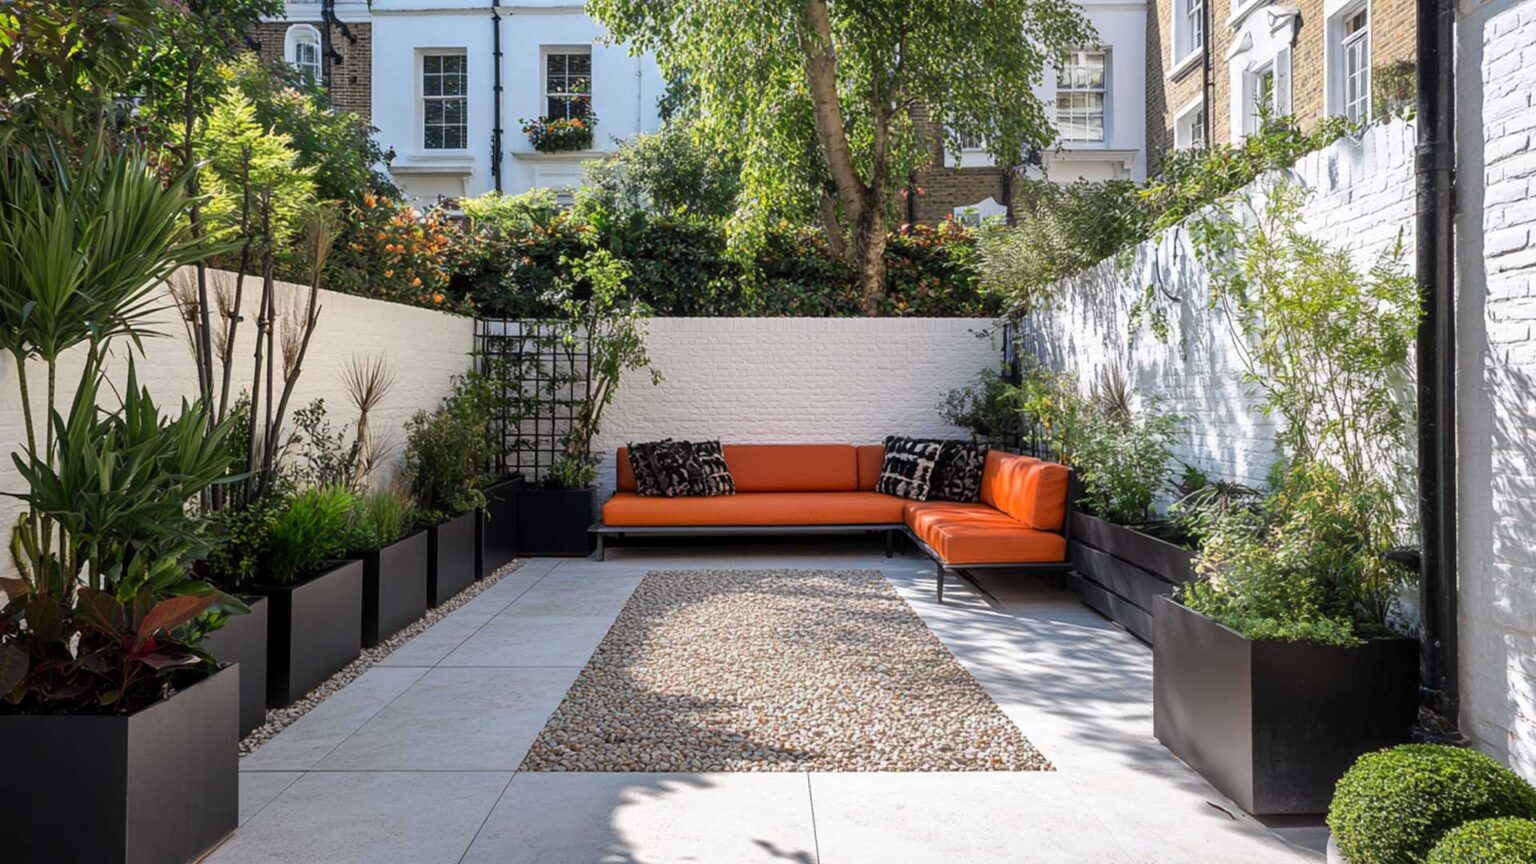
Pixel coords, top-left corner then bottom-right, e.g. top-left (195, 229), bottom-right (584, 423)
top-left (853, 194), bottom-right (889, 315)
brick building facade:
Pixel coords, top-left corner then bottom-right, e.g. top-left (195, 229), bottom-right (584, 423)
top-left (252, 18), bottom-right (372, 120)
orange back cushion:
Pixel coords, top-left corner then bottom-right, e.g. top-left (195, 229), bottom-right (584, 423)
top-left (616, 446), bottom-right (637, 492)
top-left (724, 444), bottom-right (858, 492)
top-left (980, 450), bottom-right (1070, 531)
top-left (855, 444), bottom-right (885, 491)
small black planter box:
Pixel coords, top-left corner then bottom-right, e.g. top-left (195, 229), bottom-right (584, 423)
top-left (516, 486), bottom-right (595, 556)
top-left (358, 530), bottom-right (429, 647)
top-left (0, 666), bottom-right (238, 864)
top-left (428, 510), bottom-right (480, 606)
top-left (1153, 596), bottom-right (1418, 815)
top-left (201, 595), bottom-right (269, 737)
top-left (1068, 510), bottom-right (1196, 644)
top-left (250, 559), bottom-right (364, 707)
top-left (480, 475), bottom-right (524, 576)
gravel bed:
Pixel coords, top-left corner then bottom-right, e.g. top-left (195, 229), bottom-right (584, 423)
top-left (521, 568), bottom-right (1049, 772)
top-left (238, 559), bottom-right (527, 755)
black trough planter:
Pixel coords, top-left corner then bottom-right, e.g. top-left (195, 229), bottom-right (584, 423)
top-left (428, 510), bottom-right (480, 606)
top-left (480, 475), bottom-right (524, 577)
top-left (250, 559), bottom-right (364, 707)
top-left (1067, 510), bottom-right (1196, 644)
top-left (516, 485), bottom-right (595, 556)
top-left (358, 529), bottom-right (429, 647)
top-left (0, 666), bottom-right (239, 864)
top-left (1152, 595), bottom-right (1418, 815)
top-left (201, 595), bottom-right (269, 737)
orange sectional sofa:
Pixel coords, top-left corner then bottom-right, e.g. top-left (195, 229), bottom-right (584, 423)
top-left (596, 443), bottom-right (1075, 600)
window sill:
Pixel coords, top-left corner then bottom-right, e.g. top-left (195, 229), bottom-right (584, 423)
top-left (1224, 0), bottom-right (1272, 29)
top-left (512, 149), bottom-right (611, 161)
top-left (1167, 50), bottom-right (1204, 81)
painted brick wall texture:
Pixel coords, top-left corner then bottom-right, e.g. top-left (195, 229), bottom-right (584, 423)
top-left (589, 318), bottom-right (1001, 500)
top-left (1456, 0), bottom-right (1536, 780)
top-left (0, 269), bottom-right (475, 581)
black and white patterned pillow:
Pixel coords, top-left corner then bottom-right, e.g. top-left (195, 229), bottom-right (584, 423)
top-left (929, 441), bottom-right (990, 502)
top-left (875, 436), bottom-right (943, 500)
top-left (628, 439), bottom-right (692, 497)
top-left (687, 440), bottom-right (735, 496)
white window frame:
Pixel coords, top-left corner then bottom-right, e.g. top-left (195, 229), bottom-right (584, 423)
top-left (1327, 1), bottom-right (1372, 124)
top-left (419, 50), bottom-right (469, 154)
top-left (1173, 98), bottom-right (1207, 150)
top-left (284, 24), bottom-right (322, 86)
top-left (1239, 45), bottom-right (1291, 137)
top-left (1055, 48), bottom-right (1110, 146)
top-left (1172, 0), bottom-right (1205, 70)
top-left (541, 45), bottom-right (593, 120)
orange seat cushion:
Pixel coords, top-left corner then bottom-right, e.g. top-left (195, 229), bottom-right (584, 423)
top-left (614, 444), bottom-right (858, 493)
top-left (903, 501), bottom-right (1067, 565)
top-left (603, 491), bottom-right (905, 527)
top-left (979, 451), bottom-right (1070, 531)
top-left (855, 444), bottom-right (885, 491)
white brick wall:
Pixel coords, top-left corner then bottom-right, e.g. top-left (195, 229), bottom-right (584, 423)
top-left (1456, 0), bottom-right (1536, 779)
top-left (1025, 118), bottom-right (1418, 489)
top-left (591, 317), bottom-right (1002, 498)
top-left (0, 268), bottom-right (476, 581)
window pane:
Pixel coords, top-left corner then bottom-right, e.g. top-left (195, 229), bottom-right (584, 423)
top-left (424, 126), bottom-right (443, 149)
top-left (442, 55), bottom-right (465, 76)
top-left (424, 55), bottom-right (441, 75)
top-left (569, 53), bottom-right (590, 77)
top-left (443, 69), bottom-right (464, 96)
top-left (424, 73), bottom-right (442, 97)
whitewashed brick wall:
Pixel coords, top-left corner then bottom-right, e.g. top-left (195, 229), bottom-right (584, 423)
top-left (1025, 118), bottom-right (1418, 489)
top-left (0, 268), bottom-right (476, 580)
top-left (591, 318), bottom-right (1002, 498)
top-left (1456, 0), bottom-right (1536, 779)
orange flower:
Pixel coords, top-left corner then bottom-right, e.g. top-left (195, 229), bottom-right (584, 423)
top-left (376, 232), bottom-right (387, 241)
top-left (363, 194), bottom-right (377, 209)
top-left (431, 292), bottom-right (445, 304)
top-left (384, 269), bottom-right (394, 278)
top-left (411, 277), bottom-right (423, 287)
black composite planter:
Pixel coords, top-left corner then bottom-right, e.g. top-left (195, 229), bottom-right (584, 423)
top-left (201, 595), bottom-right (269, 737)
top-left (250, 559), bottom-right (364, 707)
top-left (428, 510), bottom-right (480, 606)
top-left (358, 530), bottom-right (429, 647)
top-left (0, 666), bottom-right (239, 864)
top-left (516, 486), bottom-right (595, 556)
top-left (480, 475), bottom-right (524, 577)
top-left (1067, 510), bottom-right (1196, 643)
top-left (1152, 596), bottom-right (1418, 815)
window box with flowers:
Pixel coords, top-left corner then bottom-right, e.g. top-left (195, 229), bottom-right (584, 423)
top-left (522, 114), bottom-right (597, 153)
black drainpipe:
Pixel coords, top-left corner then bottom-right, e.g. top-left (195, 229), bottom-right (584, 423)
top-left (1200, 0), bottom-right (1212, 146)
top-left (1412, 0), bottom-right (1462, 744)
top-left (490, 0), bottom-right (505, 193)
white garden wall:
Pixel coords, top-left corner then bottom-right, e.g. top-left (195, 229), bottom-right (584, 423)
top-left (590, 317), bottom-right (1002, 499)
top-left (0, 268), bottom-right (476, 581)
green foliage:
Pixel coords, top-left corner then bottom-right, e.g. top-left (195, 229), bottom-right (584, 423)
top-left (1429, 819), bottom-right (1536, 864)
top-left (522, 114), bottom-right (596, 153)
top-left (404, 376), bottom-right (495, 522)
top-left (1374, 60), bottom-right (1417, 121)
top-left (341, 489), bottom-right (412, 553)
top-left (1168, 467), bottom-right (1262, 547)
top-left (938, 368), bottom-right (1017, 442)
top-left (578, 121), bottom-right (742, 220)
top-left (978, 180), bottom-right (1149, 314)
top-left (206, 495), bottom-right (283, 588)
top-left (1329, 745), bottom-right (1536, 864)
top-left (195, 84), bottom-right (317, 246)
top-left (264, 486), bottom-right (354, 585)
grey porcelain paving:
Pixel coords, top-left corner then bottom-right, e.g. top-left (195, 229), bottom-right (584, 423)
top-left (438, 612), bottom-right (618, 667)
top-left (240, 667), bottom-right (427, 771)
top-left (313, 666), bottom-right (580, 771)
top-left (209, 771), bottom-right (511, 864)
top-left (460, 772), bottom-right (818, 864)
top-left (237, 772), bottom-right (301, 826)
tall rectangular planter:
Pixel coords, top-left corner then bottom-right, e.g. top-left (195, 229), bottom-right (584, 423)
top-left (201, 595), bottom-right (269, 737)
top-left (428, 510), bottom-right (479, 606)
top-left (251, 559), bottom-right (364, 707)
top-left (359, 530), bottom-right (429, 647)
top-left (480, 475), bottom-right (523, 576)
top-left (0, 666), bottom-right (239, 864)
top-left (516, 486), bottom-right (595, 557)
top-left (1068, 511), bottom-right (1196, 644)
top-left (1152, 596), bottom-right (1418, 815)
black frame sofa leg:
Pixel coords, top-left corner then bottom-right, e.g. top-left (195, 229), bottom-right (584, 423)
top-left (595, 532), bottom-right (605, 562)
top-left (936, 561), bottom-right (946, 603)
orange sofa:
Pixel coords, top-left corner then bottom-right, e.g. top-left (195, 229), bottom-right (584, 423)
top-left (597, 443), bottom-right (1074, 600)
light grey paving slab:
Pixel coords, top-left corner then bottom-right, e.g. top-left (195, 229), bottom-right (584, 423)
top-left (499, 576), bottom-right (644, 617)
top-left (209, 771), bottom-right (511, 864)
top-left (438, 612), bottom-right (616, 667)
top-left (314, 666), bottom-right (579, 771)
top-left (460, 772), bottom-right (818, 864)
top-left (240, 667), bottom-right (427, 771)
top-left (237, 772), bottom-right (301, 826)
top-left (371, 608), bottom-right (500, 667)
top-left (809, 772), bottom-right (1133, 864)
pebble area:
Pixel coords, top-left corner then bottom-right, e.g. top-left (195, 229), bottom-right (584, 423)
top-left (238, 559), bottom-right (527, 755)
top-left (520, 568), bottom-right (1050, 773)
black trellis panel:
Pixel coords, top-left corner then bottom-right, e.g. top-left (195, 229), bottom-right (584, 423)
top-left (474, 319), bottom-right (591, 483)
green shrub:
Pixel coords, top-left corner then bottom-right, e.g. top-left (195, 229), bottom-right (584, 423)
top-left (342, 488), bottom-right (412, 553)
top-left (938, 368), bottom-right (1018, 442)
top-left (404, 376), bottom-right (494, 522)
top-left (265, 486), bottom-right (355, 584)
top-left (1428, 818), bottom-right (1536, 864)
top-left (1328, 745), bottom-right (1536, 864)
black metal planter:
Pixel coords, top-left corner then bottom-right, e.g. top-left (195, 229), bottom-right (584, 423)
top-left (250, 559), bottom-right (364, 708)
top-left (1067, 511), bottom-right (1196, 644)
top-left (1152, 596), bottom-right (1418, 815)
top-left (516, 486), bottom-right (595, 556)
top-left (480, 475), bottom-right (523, 577)
top-left (0, 666), bottom-right (239, 864)
top-left (201, 595), bottom-right (269, 737)
top-left (428, 510), bottom-right (480, 606)
top-left (358, 530), bottom-right (429, 647)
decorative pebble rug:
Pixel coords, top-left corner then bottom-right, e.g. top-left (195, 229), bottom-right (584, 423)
top-left (520, 569), bottom-right (1050, 772)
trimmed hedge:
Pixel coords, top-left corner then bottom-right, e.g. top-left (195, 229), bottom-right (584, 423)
top-left (1428, 818), bottom-right (1536, 864)
top-left (1329, 745), bottom-right (1536, 864)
